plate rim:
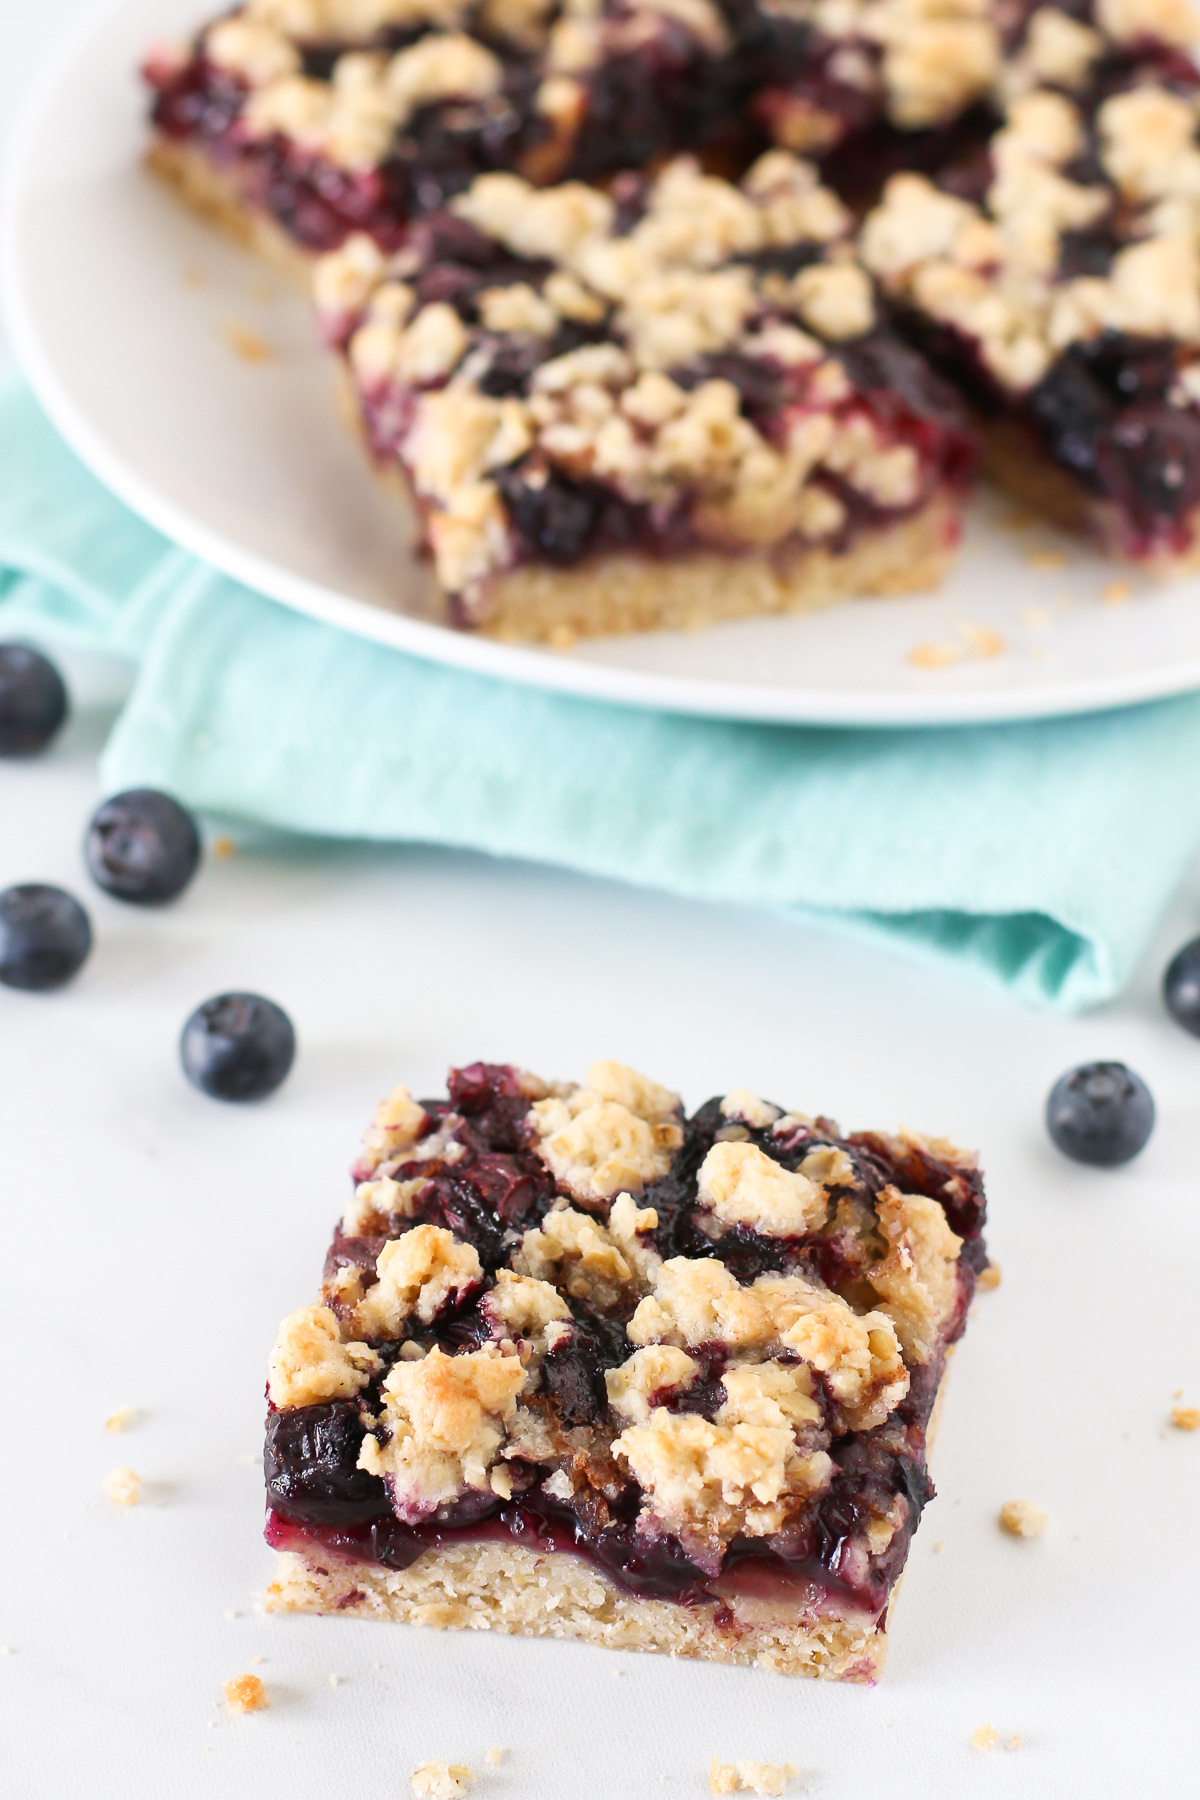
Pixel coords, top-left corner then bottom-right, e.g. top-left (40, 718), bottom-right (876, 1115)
top-left (7, 0), bottom-right (1200, 731)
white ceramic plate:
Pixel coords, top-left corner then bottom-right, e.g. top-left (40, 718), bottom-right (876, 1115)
top-left (8, 0), bottom-right (1200, 727)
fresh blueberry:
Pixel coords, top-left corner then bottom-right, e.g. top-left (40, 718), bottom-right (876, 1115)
top-left (0, 644), bottom-right (68, 757)
top-left (0, 883), bottom-right (92, 991)
top-left (85, 789), bottom-right (202, 905)
top-left (1163, 936), bottom-right (1200, 1037)
top-left (1045, 1061), bottom-right (1154, 1167)
top-left (180, 992), bottom-right (296, 1101)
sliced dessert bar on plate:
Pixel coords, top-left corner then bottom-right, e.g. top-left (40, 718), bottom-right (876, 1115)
top-left (859, 22), bottom-right (1200, 571)
top-left (312, 153), bottom-right (975, 638)
top-left (143, 0), bottom-right (751, 275)
top-left (263, 1059), bottom-right (988, 1680)
top-left (142, 0), bottom-right (1018, 275)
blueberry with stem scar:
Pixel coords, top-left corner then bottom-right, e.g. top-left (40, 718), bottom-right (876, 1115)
top-left (1046, 1062), bottom-right (1154, 1167)
top-left (86, 789), bottom-right (202, 905)
top-left (0, 645), bottom-right (68, 757)
top-left (1163, 936), bottom-right (1200, 1038)
top-left (0, 884), bottom-right (92, 991)
top-left (181, 992), bottom-right (296, 1101)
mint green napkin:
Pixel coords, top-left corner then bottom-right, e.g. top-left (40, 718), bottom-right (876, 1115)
top-left (3, 373), bottom-right (1199, 1011)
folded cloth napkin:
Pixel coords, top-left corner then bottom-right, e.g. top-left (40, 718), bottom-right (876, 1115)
top-left (4, 372), bottom-right (1200, 1012)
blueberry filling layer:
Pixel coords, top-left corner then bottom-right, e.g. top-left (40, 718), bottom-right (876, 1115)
top-left (265, 1061), bottom-right (986, 1630)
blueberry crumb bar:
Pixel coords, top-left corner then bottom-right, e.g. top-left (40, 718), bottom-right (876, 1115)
top-left (860, 1), bottom-right (1200, 569)
top-left (313, 155), bottom-right (974, 639)
top-left (263, 1060), bottom-right (987, 1680)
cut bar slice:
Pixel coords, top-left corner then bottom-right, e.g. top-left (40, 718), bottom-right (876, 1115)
top-left (143, 0), bottom-right (747, 272)
top-left (262, 1059), bottom-right (988, 1681)
top-left (859, 14), bottom-right (1200, 572)
top-left (313, 153), bottom-right (975, 639)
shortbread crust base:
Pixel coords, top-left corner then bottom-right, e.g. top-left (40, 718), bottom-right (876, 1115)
top-left (147, 137), bottom-right (315, 287)
top-left (470, 496), bottom-right (959, 643)
top-left (985, 421), bottom-right (1200, 578)
top-left (265, 1539), bottom-right (888, 1680)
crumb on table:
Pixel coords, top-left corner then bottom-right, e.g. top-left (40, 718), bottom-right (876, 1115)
top-left (970, 1724), bottom-right (998, 1751)
top-left (710, 1758), bottom-right (794, 1796)
top-left (976, 1264), bottom-right (1001, 1291)
top-left (485, 1748), bottom-right (505, 1766)
top-left (1170, 1406), bottom-right (1200, 1431)
top-left (411, 1763), bottom-right (475, 1799)
top-left (103, 1467), bottom-right (141, 1506)
top-left (220, 320), bottom-right (273, 363)
top-left (1005, 1735), bottom-right (1023, 1751)
top-left (104, 1407), bottom-right (137, 1433)
top-left (962, 623), bottom-right (1005, 659)
top-left (1100, 579), bottom-right (1132, 605)
top-left (909, 641), bottom-right (963, 670)
top-left (224, 1673), bottom-right (268, 1713)
top-left (212, 836), bottom-right (237, 859)
top-left (1025, 549), bottom-right (1067, 570)
top-left (999, 1498), bottom-right (1049, 1538)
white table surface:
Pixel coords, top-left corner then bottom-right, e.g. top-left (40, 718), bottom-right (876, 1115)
top-left (4, 7), bottom-right (1200, 1797)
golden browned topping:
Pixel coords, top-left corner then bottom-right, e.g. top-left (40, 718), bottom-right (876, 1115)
top-left (528, 1063), bottom-right (683, 1199)
top-left (696, 1140), bottom-right (827, 1237)
top-left (514, 1195), bottom-right (662, 1306)
top-left (481, 1267), bottom-right (572, 1340)
top-left (360, 1344), bottom-right (526, 1513)
top-left (719, 1088), bottom-right (781, 1129)
top-left (356, 1081), bottom-right (429, 1174)
top-left (861, 78), bottom-right (1200, 394)
top-left (867, 1187), bottom-right (962, 1362)
top-left (627, 1259), bottom-right (909, 1430)
top-left (614, 1394), bottom-right (832, 1552)
top-left (224, 1672), bottom-right (270, 1713)
top-left (606, 1344), bottom-right (703, 1421)
top-left (242, 33), bottom-right (502, 168)
top-left (352, 1225), bottom-right (483, 1336)
top-left (268, 1305), bottom-right (382, 1407)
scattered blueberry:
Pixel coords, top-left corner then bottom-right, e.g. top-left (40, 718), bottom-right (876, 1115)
top-left (85, 789), bottom-right (202, 905)
top-left (1045, 1061), bottom-right (1154, 1167)
top-left (180, 992), bottom-right (296, 1101)
top-left (1163, 936), bottom-right (1200, 1037)
top-left (0, 884), bottom-right (92, 991)
top-left (0, 644), bottom-right (68, 757)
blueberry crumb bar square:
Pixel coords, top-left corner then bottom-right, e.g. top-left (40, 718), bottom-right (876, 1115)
top-left (263, 1059), bottom-right (987, 1680)
top-left (859, 5), bottom-right (1200, 569)
top-left (313, 154), bottom-right (974, 639)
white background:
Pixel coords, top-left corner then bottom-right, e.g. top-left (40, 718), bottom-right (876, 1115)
top-left (3, 4), bottom-right (1200, 1796)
